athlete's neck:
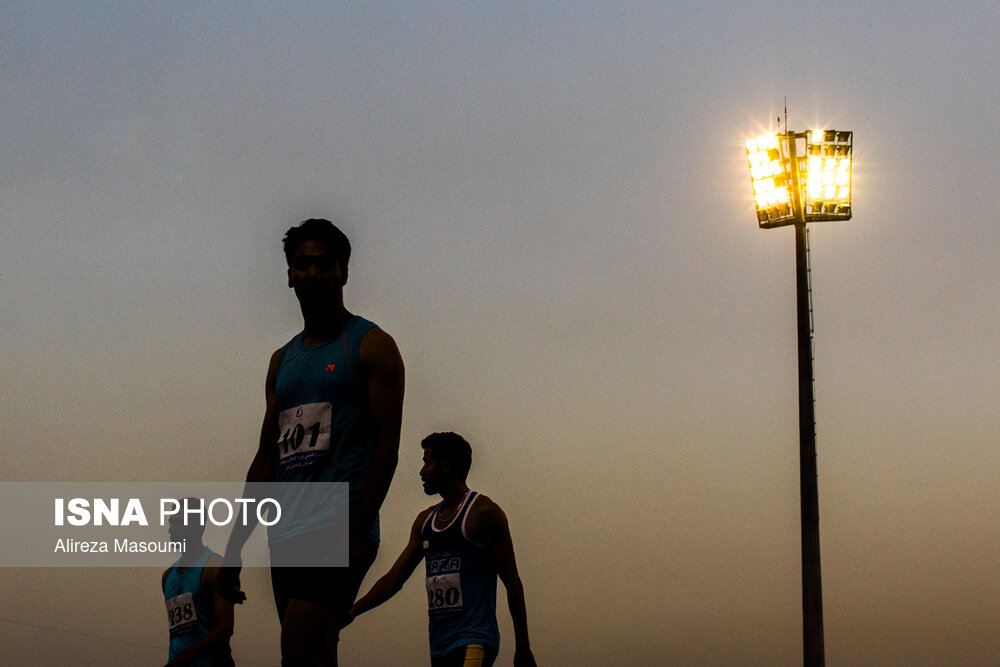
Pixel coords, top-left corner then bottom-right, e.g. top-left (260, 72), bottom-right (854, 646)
top-left (438, 482), bottom-right (470, 510)
top-left (176, 541), bottom-right (206, 570)
top-left (300, 307), bottom-right (353, 346)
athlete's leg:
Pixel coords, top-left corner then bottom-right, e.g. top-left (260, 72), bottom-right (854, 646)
top-left (431, 644), bottom-right (498, 667)
top-left (272, 539), bottom-right (378, 666)
top-left (280, 598), bottom-right (341, 667)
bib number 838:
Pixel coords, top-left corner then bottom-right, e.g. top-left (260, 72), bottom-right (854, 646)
top-left (166, 592), bottom-right (198, 636)
top-left (168, 603), bottom-right (194, 625)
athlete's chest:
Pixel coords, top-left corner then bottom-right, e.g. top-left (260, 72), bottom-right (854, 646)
top-left (165, 569), bottom-right (194, 599)
top-left (422, 517), bottom-right (479, 556)
top-left (275, 342), bottom-right (362, 409)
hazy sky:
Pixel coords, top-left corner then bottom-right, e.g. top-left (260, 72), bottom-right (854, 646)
top-left (2, 2), bottom-right (999, 665)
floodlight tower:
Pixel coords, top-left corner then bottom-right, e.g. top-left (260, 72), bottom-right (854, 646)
top-left (745, 125), bottom-right (853, 667)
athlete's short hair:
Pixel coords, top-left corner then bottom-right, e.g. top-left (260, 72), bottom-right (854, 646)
top-left (282, 218), bottom-right (352, 273)
top-left (421, 432), bottom-right (473, 481)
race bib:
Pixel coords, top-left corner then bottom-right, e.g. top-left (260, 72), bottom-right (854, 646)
top-left (166, 592), bottom-right (198, 637)
top-left (426, 572), bottom-right (463, 616)
top-left (277, 402), bottom-right (332, 471)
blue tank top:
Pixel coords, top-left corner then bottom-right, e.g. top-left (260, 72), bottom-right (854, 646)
top-left (269, 315), bottom-right (379, 544)
top-left (421, 491), bottom-right (500, 657)
top-left (163, 547), bottom-right (233, 666)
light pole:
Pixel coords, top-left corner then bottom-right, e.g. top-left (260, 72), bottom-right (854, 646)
top-left (745, 125), bottom-right (853, 667)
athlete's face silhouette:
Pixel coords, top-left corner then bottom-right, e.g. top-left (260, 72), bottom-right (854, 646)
top-left (420, 447), bottom-right (451, 496)
top-left (167, 515), bottom-right (204, 544)
top-left (287, 240), bottom-right (346, 307)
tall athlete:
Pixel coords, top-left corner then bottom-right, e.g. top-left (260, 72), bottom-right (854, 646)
top-left (222, 219), bottom-right (405, 666)
top-left (162, 508), bottom-right (235, 667)
top-left (348, 432), bottom-right (537, 667)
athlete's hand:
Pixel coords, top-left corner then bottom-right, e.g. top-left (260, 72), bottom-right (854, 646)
top-left (217, 559), bottom-right (246, 605)
top-left (514, 646), bottom-right (537, 667)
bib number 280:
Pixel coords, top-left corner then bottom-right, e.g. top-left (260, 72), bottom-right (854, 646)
top-left (426, 572), bottom-right (463, 614)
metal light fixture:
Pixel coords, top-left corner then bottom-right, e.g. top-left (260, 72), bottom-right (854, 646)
top-left (746, 129), bottom-right (852, 227)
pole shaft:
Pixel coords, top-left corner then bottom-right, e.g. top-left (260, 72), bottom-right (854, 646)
top-left (794, 221), bottom-right (825, 666)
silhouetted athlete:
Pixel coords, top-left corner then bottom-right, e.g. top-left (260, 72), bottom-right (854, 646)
top-left (221, 219), bottom-right (405, 666)
top-left (163, 509), bottom-right (235, 667)
top-left (349, 432), bottom-right (536, 667)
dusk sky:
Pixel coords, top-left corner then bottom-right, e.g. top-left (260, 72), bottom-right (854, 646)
top-left (2, 3), bottom-right (999, 665)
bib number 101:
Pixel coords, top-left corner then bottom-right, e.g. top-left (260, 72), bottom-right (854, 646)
top-left (277, 403), bottom-right (332, 462)
top-left (280, 421), bottom-right (321, 454)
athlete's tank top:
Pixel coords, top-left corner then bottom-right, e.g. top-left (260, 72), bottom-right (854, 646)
top-left (421, 490), bottom-right (500, 658)
top-left (269, 315), bottom-right (379, 544)
top-left (163, 546), bottom-right (234, 666)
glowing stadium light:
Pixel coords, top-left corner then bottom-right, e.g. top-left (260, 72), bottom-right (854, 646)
top-left (745, 132), bottom-right (797, 228)
top-left (745, 127), bottom-right (852, 227)
top-left (803, 129), bottom-right (852, 221)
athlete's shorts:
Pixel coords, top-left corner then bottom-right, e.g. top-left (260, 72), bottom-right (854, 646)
top-left (431, 644), bottom-right (498, 667)
top-left (269, 535), bottom-right (378, 620)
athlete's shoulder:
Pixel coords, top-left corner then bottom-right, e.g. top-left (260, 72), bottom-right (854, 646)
top-left (277, 330), bottom-right (303, 353)
top-left (408, 506), bottom-right (437, 544)
top-left (471, 492), bottom-right (502, 512)
top-left (350, 314), bottom-right (379, 332)
top-left (268, 346), bottom-right (284, 366)
top-left (265, 346), bottom-right (284, 391)
top-left (359, 324), bottom-right (404, 371)
top-left (414, 504), bottom-right (437, 526)
top-left (359, 323), bottom-right (398, 350)
top-left (468, 493), bottom-right (507, 525)
top-left (202, 552), bottom-right (225, 574)
top-left (200, 553), bottom-right (227, 590)
top-left (466, 494), bottom-right (514, 550)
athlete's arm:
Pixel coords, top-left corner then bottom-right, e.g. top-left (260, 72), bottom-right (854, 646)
top-left (220, 348), bottom-right (282, 601)
top-left (346, 509), bottom-right (428, 626)
top-left (164, 556), bottom-right (235, 667)
top-left (352, 328), bottom-right (404, 548)
top-left (470, 498), bottom-right (537, 667)
top-left (247, 347), bottom-right (282, 488)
